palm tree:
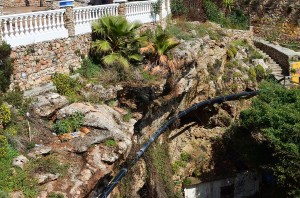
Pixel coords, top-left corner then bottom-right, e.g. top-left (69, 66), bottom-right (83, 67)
top-left (140, 28), bottom-right (179, 72)
top-left (92, 16), bottom-right (143, 72)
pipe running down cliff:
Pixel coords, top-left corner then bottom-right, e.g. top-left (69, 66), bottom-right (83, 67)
top-left (97, 90), bottom-right (259, 198)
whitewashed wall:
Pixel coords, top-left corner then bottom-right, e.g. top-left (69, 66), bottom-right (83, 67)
top-left (184, 172), bottom-right (259, 198)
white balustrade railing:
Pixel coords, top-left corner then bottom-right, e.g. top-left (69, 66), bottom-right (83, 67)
top-left (0, 9), bottom-right (68, 47)
top-left (74, 4), bottom-right (119, 35)
top-left (125, 1), bottom-right (154, 23)
top-left (0, 0), bottom-right (171, 47)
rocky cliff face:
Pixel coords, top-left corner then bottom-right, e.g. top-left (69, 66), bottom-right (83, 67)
top-left (239, 0), bottom-right (300, 43)
top-left (111, 27), bottom-right (260, 197)
top-left (10, 24), bottom-right (264, 198)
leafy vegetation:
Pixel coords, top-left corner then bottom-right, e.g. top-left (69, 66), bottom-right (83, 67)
top-left (28, 155), bottom-right (68, 176)
top-left (0, 103), bottom-right (11, 127)
top-left (104, 139), bottom-right (117, 147)
top-left (52, 73), bottom-right (82, 101)
top-left (123, 110), bottom-right (133, 122)
top-left (91, 16), bottom-right (142, 77)
top-left (53, 112), bottom-right (84, 134)
top-left (76, 58), bottom-right (101, 79)
top-left (204, 0), bottom-right (249, 30)
top-left (170, 0), bottom-right (188, 16)
top-left (146, 142), bottom-right (178, 197)
top-left (0, 135), bottom-right (9, 157)
top-left (48, 193), bottom-right (65, 198)
top-left (224, 81), bottom-right (300, 196)
top-left (165, 19), bottom-right (223, 41)
top-left (0, 146), bottom-right (39, 197)
top-left (151, 0), bottom-right (162, 23)
top-left (0, 42), bottom-right (13, 93)
top-left (227, 44), bottom-right (238, 59)
top-left (2, 89), bottom-right (31, 115)
top-left (141, 27), bottom-right (179, 72)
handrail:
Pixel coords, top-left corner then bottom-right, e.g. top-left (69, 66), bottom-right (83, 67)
top-left (73, 4), bottom-right (119, 11)
top-left (97, 90), bottom-right (259, 198)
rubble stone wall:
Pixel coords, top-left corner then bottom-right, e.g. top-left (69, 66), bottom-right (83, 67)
top-left (11, 34), bottom-right (91, 90)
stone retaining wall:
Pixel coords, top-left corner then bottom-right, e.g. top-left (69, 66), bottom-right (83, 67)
top-left (11, 34), bottom-right (91, 90)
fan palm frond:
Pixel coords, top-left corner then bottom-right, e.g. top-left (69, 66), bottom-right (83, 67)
top-left (92, 40), bottom-right (112, 53)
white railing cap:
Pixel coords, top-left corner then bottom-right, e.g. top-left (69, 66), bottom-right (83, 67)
top-left (114, 0), bottom-right (128, 3)
top-left (0, 9), bottom-right (66, 20)
top-left (74, 4), bottom-right (119, 11)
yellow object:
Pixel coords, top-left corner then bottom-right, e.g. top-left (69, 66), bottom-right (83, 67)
top-left (291, 62), bottom-right (300, 84)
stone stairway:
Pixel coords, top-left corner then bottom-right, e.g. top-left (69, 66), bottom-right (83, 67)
top-left (254, 48), bottom-right (293, 86)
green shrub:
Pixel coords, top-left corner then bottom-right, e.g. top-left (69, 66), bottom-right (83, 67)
top-left (172, 160), bottom-right (186, 172)
top-left (3, 89), bottom-right (31, 115)
top-left (248, 67), bottom-right (256, 81)
top-left (0, 104), bottom-right (11, 126)
top-left (123, 110), bottom-right (132, 122)
top-left (0, 135), bottom-right (8, 158)
top-left (171, 0), bottom-right (188, 16)
top-left (0, 42), bottom-right (13, 93)
top-left (225, 9), bottom-right (249, 30)
top-left (180, 152), bottom-right (191, 162)
top-left (104, 139), bottom-right (117, 147)
top-left (48, 193), bottom-right (64, 198)
top-left (77, 58), bottom-right (101, 79)
top-left (225, 60), bottom-right (238, 69)
top-left (183, 177), bottom-right (192, 185)
top-left (0, 126), bottom-right (17, 137)
top-left (151, 0), bottom-right (162, 23)
top-left (204, 0), bottom-right (249, 30)
top-left (52, 73), bottom-right (81, 99)
top-left (0, 146), bottom-right (38, 197)
top-left (53, 112), bottom-right (84, 134)
top-left (255, 64), bottom-right (266, 81)
top-left (0, 190), bottom-right (9, 198)
top-left (0, 42), bottom-right (11, 60)
top-left (231, 81), bottom-right (300, 196)
top-left (231, 39), bottom-right (249, 47)
top-left (249, 50), bottom-right (264, 60)
top-left (227, 44), bottom-right (238, 59)
top-left (204, 0), bottom-right (222, 23)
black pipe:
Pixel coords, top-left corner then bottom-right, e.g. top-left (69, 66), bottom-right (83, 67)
top-left (97, 90), bottom-right (259, 198)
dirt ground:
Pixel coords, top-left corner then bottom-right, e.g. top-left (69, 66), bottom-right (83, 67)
top-left (3, 6), bottom-right (46, 15)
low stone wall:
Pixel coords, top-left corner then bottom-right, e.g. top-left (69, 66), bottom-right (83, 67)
top-left (11, 34), bottom-right (91, 90)
top-left (254, 40), bottom-right (300, 76)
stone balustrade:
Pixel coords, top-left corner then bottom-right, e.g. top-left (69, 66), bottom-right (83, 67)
top-left (74, 4), bottom-right (119, 35)
top-left (125, 1), bottom-right (154, 23)
top-left (0, 0), bottom-right (170, 47)
top-left (0, 9), bottom-right (68, 47)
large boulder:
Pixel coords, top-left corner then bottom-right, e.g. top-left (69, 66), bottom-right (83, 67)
top-left (32, 93), bottom-right (69, 117)
top-left (57, 103), bottom-right (135, 153)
